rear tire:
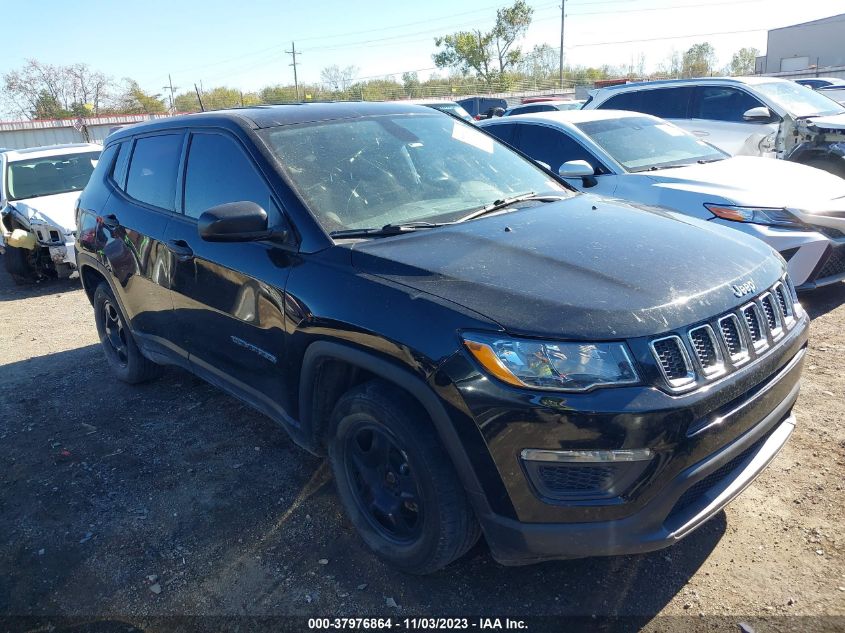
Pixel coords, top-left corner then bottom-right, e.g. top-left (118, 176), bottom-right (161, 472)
top-left (92, 282), bottom-right (161, 383)
top-left (327, 379), bottom-right (481, 574)
top-left (3, 245), bottom-right (38, 285)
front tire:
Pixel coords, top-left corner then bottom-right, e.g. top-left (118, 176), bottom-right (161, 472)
top-left (328, 380), bottom-right (480, 574)
top-left (3, 245), bottom-right (38, 285)
top-left (92, 282), bottom-right (161, 383)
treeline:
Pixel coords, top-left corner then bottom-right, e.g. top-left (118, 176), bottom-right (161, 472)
top-left (1, 2), bottom-right (759, 122)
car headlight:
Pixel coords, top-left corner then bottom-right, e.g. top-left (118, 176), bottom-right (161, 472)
top-left (462, 333), bottom-right (639, 392)
top-left (705, 204), bottom-right (806, 228)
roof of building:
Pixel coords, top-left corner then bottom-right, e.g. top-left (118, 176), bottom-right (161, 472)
top-left (769, 12), bottom-right (845, 32)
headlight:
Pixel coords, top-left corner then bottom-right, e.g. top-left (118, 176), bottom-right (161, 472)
top-left (705, 204), bottom-right (806, 228)
top-left (462, 333), bottom-right (639, 392)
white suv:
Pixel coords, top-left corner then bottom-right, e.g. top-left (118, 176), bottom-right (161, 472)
top-left (583, 77), bottom-right (845, 177)
top-left (0, 143), bottom-right (101, 284)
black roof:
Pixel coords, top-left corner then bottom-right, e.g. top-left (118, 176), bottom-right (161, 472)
top-left (107, 101), bottom-right (434, 143)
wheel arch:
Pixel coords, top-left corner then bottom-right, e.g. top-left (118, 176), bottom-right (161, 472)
top-left (298, 340), bottom-right (491, 515)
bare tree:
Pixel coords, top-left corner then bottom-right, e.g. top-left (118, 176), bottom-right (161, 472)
top-left (2, 59), bottom-right (115, 119)
top-left (320, 65), bottom-right (359, 92)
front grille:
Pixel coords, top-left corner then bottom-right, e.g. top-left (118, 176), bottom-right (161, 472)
top-left (650, 275), bottom-right (798, 391)
top-left (774, 283), bottom-right (791, 319)
top-left (688, 326), bottom-right (722, 375)
top-left (718, 315), bottom-right (745, 359)
top-left (651, 337), bottom-right (692, 385)
top-left (815, 244), bottom-right (845, 281)
top-left (742, 304), bottom-right (765, 346)
top-left (760, 293), bottom-right (782, 337)
top-left (536, 464), bottom-right (615, 493)
top-left (814, 225), bottom-right (845, 239)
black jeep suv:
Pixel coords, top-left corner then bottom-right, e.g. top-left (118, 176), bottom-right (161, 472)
top-left (76, 102), bottom-right (808, 574)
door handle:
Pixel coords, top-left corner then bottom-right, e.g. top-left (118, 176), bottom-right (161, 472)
top-left (100, 214), bottom-right (119, 230)
top-left (166, 239), bottom-right (194, 261)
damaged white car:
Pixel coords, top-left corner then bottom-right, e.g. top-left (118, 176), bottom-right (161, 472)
top-left (0, 143), bottom-right (101, 284)
top-left (583, 77), bottom-right (845, 178)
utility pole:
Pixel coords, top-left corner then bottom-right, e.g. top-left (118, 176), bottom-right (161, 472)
top-left (163, 74), bottom-right (179, 114)
top-left (559, 0), bottom-right (565, 91)
top-left (286, 41), bottom-right (301, 101)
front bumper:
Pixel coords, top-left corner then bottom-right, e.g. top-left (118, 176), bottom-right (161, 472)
top-left (482, 380), bottom-right (797, 565)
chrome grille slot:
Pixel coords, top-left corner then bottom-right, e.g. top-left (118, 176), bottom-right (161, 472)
top-left (718, 314), bottom-right (748, 364)
top-left (650, 336), bottom-right (694, 388)
top-left (688, 325), bottom-right (724, 376)
top-left (742, 302), bottom-right (768, 351)
top-left (760, 292), bottom-right (783, 339)
top-left (773, 282), bottom-right (793, 322)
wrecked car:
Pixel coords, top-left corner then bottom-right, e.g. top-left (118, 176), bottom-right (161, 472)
top-left (0, 143), bottom-right (101, 284)
top-left (583, 77), bottom-right (845, 178)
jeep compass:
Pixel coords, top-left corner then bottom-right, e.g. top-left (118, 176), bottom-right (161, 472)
top-left (75, 103), bottom-right (808, 574)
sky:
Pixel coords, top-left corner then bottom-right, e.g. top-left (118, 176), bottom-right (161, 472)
top-left (2, 0), bottom-right (844, 99)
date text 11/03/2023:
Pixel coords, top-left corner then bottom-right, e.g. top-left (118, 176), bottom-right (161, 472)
top-left (307, 618), bottom-right (529, 630)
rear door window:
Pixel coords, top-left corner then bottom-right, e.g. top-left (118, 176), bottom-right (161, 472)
top-left (598, 91), bottom-right (643, 112)
top-left (638, 87), bottom-right (693, 118)
top-left (484, 123), bottom-right (517, 146)
top-left (515, 124), bottom-right (605, 174)
top-left (125, 134), bottom-right (184, 211)
top-left (692, 87), bottom-right (765, 122)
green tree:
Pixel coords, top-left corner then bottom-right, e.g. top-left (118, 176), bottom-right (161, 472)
top-left (402, 71), bottom-right (421, 97)
top-left (116, 80), bottom-right (166, 114)
top-left (682, 42), bottom-right (717, 78)
top-left (433, 0), bottom-right (533, 87)
top-left (728, 47), bottom-right (760, 76)
top-left (32, 91), bottom-right (72, 119)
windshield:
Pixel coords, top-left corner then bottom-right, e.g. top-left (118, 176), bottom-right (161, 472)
top-left (6, 151), bottom-right (100, 201)
top-left (755, 81), bottom-right (845, 117)
top-left (260, 114), bottom-right (567, 233)
top-left (576, 116), bottom-right (726, 172)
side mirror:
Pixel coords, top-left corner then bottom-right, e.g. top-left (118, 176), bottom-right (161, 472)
top-left (198, 201), bottom-right (285, 243)
top-left (742, 106), bottom-right (774, 123)
top-left (558, 160), bottom-right (595, 178)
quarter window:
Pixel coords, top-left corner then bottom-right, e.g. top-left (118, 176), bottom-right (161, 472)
top-left (183, 133), bottom-right (279, 222)
top-left (125, 134), bottom-right (183, 210)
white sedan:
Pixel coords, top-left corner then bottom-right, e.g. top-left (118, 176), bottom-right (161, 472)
top-left (479, 109), bottom-right (845, 290)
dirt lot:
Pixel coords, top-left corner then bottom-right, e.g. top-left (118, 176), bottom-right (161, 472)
top-left (0, 259), bottom-right (843, 633)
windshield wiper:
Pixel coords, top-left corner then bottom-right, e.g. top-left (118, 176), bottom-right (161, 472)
top-left (697, 157), bottom-right (725, 164)
top-left (457, 192), bottom-right (557, 223)
top-left (329, 221), bottom-right (450, 239)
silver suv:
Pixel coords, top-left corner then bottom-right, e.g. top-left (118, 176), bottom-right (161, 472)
top-left (583, 77), bottom-right (845, 177)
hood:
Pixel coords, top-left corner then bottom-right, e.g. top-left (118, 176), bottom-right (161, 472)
top-left (802, 112), bottom-right (845, 131)
top-left (9, 191), bottom-right (81, 232)
top-left (641, 156), bottom-right (845, 209)
top-left (350, 195), bottom-right (784, 340)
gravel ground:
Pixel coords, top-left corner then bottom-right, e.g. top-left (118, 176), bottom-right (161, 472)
top-left (0, 259), bottom-right (843, 633)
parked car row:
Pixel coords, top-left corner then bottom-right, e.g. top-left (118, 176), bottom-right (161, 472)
top-left (582, 76), bottom-right (845, 178)
top-left (57, 101), bottom-right (812, 575)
